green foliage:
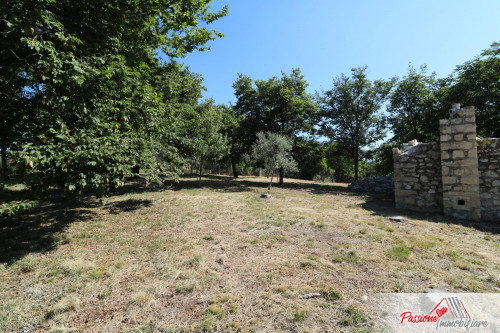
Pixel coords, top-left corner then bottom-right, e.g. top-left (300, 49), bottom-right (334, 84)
top-left (315, 157), bottom-right (336, 182)
top-left (0, 201), bottom-right (38, 217)
top-left (320, 67), bottom-right (394, 180)
top-left (371, 143), bottom-right (396, 176)
top-left (445, 42), bottom-right (500, 138)
top-left (338, 306), bottom-right (368, 326)
top-left (386, 242), bottom-right (412, 261)
top-left (2, 0), bottom-right (227, 196)
top-left (252, 132), bottom-right (298, 189)
top-left (324, 143), bottom-right (355, 182)
top-left (292, 138), bottom-right (326, 180)
top-left (387, 64), bottom-right (444, 143)
top-left (232, 69), bottom-right (318, 179)
top-left (182, 100), bottom-right (229, 179)
top-left (325, 288), bottom-right (343, 301)
top-left (293, 311), bottom-right (308, 322)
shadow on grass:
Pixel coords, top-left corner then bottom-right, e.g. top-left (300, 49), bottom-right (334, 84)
top-left (104, 198), bottom-right (153, 214)
top-left (360, 193), bottom-right (500, 235)
top-left (2, 174), bottom-right (497, 265)
top-left (173, 174), bottom-right (354, 195)
top-left (0, 198), bottom-right (98, 264)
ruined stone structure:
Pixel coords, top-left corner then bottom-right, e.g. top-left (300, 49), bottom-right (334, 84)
top-left (393, 104), bottom-right (500, 222)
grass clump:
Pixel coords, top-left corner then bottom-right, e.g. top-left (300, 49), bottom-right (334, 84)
top-left (208, 305), bottom-right (224, 319)
top-left (293, 310), bottom-right (308, 322)
top-left (447, 250), bottom-right (463, 261)
top-left (386, 242), bottom-right (411, 261)
top-left (324, 287), bottom-right (343, 301)
top-left (46, 297), bottom-right (81, 319)
top-left (200, 315), bottom-right (214, 332)
top-left (338, 305), bottom-right (367, 326)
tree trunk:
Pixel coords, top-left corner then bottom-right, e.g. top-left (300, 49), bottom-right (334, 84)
top-left (279, 167), bottom-right (284, 185)
top-left (131, 165), bottom-right (140, 178)
top-left (198, 161), bottom-right (203, 181)
top-left (354, 148), bottom-right (359, 181)
top-left (231, 159), bottom-right (239, 178)
top-left (268, 173), bottom-right (274, 190)
top-left (1, 138), bottom-right (8, 177)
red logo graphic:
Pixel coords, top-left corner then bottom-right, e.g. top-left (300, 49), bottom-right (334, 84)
top-left (436, 307), bottom-right (448, 318)
top-left (400, 296), bottom-right (488, 330)
top-left (427, 297), bottom-right (470, 320)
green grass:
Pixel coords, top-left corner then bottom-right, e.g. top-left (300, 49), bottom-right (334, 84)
top-left (386, 242), bottom-right (411, 261)
top-left (325, 287), bottom-right (343, 301)
top-left (293, 310), bottom-right (308, 322)
top-left (338, 306), bottom-right (367, 326)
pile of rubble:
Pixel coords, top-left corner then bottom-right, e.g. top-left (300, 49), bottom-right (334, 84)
top-left (348, 176), bottom-right (394, 194)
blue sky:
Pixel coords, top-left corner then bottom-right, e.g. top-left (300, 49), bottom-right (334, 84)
top-left (182, 0), bottom-right (500, 105)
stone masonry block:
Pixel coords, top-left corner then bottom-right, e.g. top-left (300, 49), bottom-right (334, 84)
top-left (452, 150), bottom-right (465, 159)
top-left (440, 134), bottom-right (452, 142)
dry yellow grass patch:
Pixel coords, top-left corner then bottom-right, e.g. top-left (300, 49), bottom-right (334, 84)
top-left (0, 175), bottom-right (499, 332)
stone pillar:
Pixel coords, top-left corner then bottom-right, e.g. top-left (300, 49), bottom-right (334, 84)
top-left (439, 104), bottom-right (481, 221)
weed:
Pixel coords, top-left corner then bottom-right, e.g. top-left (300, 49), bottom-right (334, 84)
top-left (306, 254), bottom-right (320, 262)
top-left (200, 315), bottom-right (214, 332)
top-left (338, 306), bottom-right (367, 326)
top-left (203, 235), bottom-right (214, 241)
top-left (393, 281), bottom-right (404, 292)
top-left (229, 304), bottom-right (237, 314)
top-left (187, 255), bottom-right (203, 267)
top-left (386, 242), bottom-right (411, 261)
top-left (293, 311), bottom-right (308, 322)
top-left (324, 287), bottom-right (342, 301)
top-left (208, 305), bottom-right (224, 319)
top-left (447, 251), bottom-right (463, 262)
top-left (90, 269), bottom-right (105, 280)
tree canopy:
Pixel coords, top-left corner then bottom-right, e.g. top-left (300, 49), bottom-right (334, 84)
top-left (1, 0), bottom-right (228, 195)
top-left (320, 67), bottom-right (394, 180)
top-left (232, 68), bottom-right (317, 183)
top-left (252, 132), bottom-right (297, 190)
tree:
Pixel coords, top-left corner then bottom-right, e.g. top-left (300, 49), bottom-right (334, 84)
top-left (320, 67), bottom-right (393, 181)
top-left (291, 137), bottom-right (325, 180)
top-left (2, 0), bottom-right (228, 196)
top-left (232, 68), bottom-right (318, 183)
top-left (444, 42), bottom-right (500, 137)
top-left (252, 132), bottom-right (297, 190)
top-left (218, 104), bottom-right (245, 178)
top-left (386, 65), bottom-right (443, 143)
top-left (183, 100), bottom-right (229, 180)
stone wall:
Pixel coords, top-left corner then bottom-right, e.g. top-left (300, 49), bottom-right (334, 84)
top-left (477, 138), bottom-right (500, 222)
top-left (393, 104), bottom-right (500, 222)
top-left (393, 141), bottom-right (443, 212)
top-left (439, 105), bottom-right (481, 221)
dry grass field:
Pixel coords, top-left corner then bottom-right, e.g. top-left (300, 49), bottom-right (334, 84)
top-left (1, 175), bottom-right (499, 332)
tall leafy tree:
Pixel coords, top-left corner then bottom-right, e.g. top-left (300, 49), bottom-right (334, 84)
top-left (444, 42), bottom-right (500, 137)
top-left (182, 100), bottom-right (229, 180)
top-left (386, 65), bottom-right (443, 143)
top-left (232, 68), bottom-right (318, 183)
top-left (1, 0), bottom-right (228, 196)
top-left (320, 67), bottom-right (393, 181)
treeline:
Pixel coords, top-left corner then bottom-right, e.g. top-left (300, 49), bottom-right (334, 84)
top-left (1, 1), bottom-right (498, 197)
